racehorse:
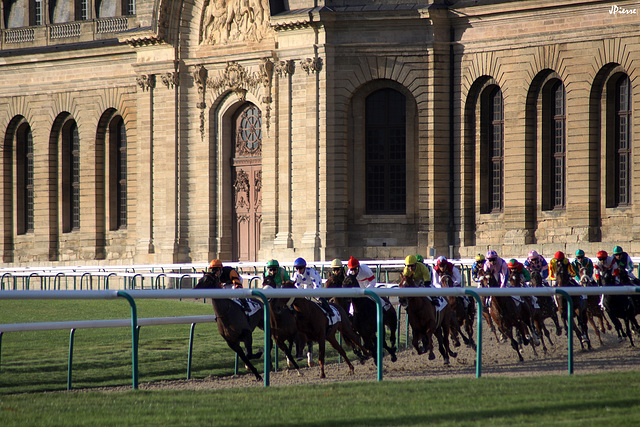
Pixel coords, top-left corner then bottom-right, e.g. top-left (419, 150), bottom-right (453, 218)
top-left (601, 270), bottom-right (639, 346)
top-left (439, 274), bottom-right (476, 351)
top-left (478, 266), bottom-right (532, 362)
top-left (553, 260), bottom-right (592, 350)
top-left (398, 274), bottom-right (457, 365)
top-left (324, 273), bottom-right (350, 315)
top-left (270, 281), bottom-right (370, 378)
top-left (477, 266), bottom-right (502, 342)
top-left (508, 270), bottom-right (545, 353)
top-left (195, 271), bottom-right (265, 381)
top-left (578, 266), bottom-right (611, 345)
top-left (262, 276), bottom-right (302, 374)
top-left (529, 270), bottom-right (563, 337)
top-left (342, 274), bottom-right (398, 363)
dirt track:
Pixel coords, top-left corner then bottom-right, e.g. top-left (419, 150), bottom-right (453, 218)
top-left (125, 318), bottom-right (640, 392)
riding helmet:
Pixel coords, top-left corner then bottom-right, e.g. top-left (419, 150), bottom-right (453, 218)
top-left (405, 255), bottom-right (417, 266)
top-left (575, 249), bottom-right (585, 257)
top-left (554, 251), bottom-right (565, 261)
top-left (209, 259), bottom-right (223, 268)
top-left (266, 259), bottom-right (279, 268)
top-left (613, 246), bottom-right (624, 255)
top-left (347, 256), bottom-right (360, 269)
top-left (507, 259), bottom-right (518, 269)
top-left (486, 250), bottom-right (498, 260)
top-left (293, 257), bottom-right (307, 268)
top-left (528, 250), bottom-right (539, 260)
top-left (597, 250), bottom-right (608, 259)
top-left (416, 254), bottom-right (424, 263)
top-left (330, 258), bottom-right (343, 268)
top-left (436, 256), bottom-right (447, 266)
top-left (475, 253), bottom-right (485, 262)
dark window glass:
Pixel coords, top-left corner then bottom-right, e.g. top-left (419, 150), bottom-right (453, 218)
top-left (552, 83), bottom-right (566, 208)
top-left (616, 75), bottom-right (631, 206)
top-left (365, 89), bottom-right (406, 214)
top-left (16, 123), bottom-right (34, 235)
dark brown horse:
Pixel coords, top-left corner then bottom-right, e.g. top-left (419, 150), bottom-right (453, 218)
top-left (477, 266), bottom-right (504, 343)
top-left (600, 270), bottom-right (639, 346)
top-left (578, 266), bottom-right (611, 345)
top-left (262, 276), bottom-right (302, 374)
top-left (553, 260), bottom-right (592, 350)
top-left (508, 270), bottom-right (545, 353)
top-left (195, 271), bottom-right (265, 381)
top-left (529, 270), bottom-right (563, 337)
top-left (270, 281), bottom-right (369, 378)
top-left (438, 274), bottom-right (476, 351)
top-left (478, 266), bottom-right (531, 362)
top-left (398, 274), bottom-right (457, 365)
top-left (342, 274), bottom-right (398, 363)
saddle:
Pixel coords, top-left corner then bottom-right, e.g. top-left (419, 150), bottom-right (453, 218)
top-left (316, 301), bottom-right (341, 327)
top-left (234, 298), bottom-right (261, 317)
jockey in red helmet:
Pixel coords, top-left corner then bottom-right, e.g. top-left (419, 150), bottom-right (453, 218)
top-left (346, 256), bottom-right (376, 288)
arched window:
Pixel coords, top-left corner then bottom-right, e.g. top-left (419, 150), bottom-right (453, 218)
top-left (365, 88), bottom-right (406, 214)
top-left (609, 74), bottom-right (632, 206)
top-left (61, 120), bottom-right (80, 232)
top-left (480, 86), bottom-right (503, 213)
top-left (16, 122), bottom-right (33, 235)
top-left (108, 116), bottom-right (127, 229)
top-left (542, 80), bottom-right (566, 210)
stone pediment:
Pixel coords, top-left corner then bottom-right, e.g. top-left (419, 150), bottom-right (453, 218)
top-left (200, 0), bottom-right (273, 46)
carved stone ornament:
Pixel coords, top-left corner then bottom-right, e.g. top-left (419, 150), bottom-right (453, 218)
top-left (193, 65), bottom-right (208, 94)
top-left (161, 72), bottom-right (179, 89)
top-left (300, 57), bottom-right (323, 74)
top-left (207, 61), bottom-right (264, 101)
top-left (200, 0), bottom-right (272, 46)
top-left (275, 60), bottom-right (295, 77)
top-left (136, 74), bottom-right (156, 91)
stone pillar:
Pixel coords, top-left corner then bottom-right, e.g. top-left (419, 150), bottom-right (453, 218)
top-left (135, 73), bottom-right (155, 259)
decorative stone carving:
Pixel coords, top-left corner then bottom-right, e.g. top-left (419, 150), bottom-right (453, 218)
top-left (136, 74), bottom-right (156, 91)
top-left (201, 0), bottom-right (271, 46)
top-left (193, 65), bottom-right (208, 94)
top-left (300, 57), bottom-right (323, 74)
top-left (161, 72), bottom-right (179, 89)
top-left (275, 60), bottom-right (295, 77)
top-left (234, 169), bottom-right (250, 209)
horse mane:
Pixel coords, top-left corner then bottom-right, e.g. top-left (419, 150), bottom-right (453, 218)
top-left (342, 274), bottom-right (360, 288)
top-left (325, 274), bottom-right (344, 288)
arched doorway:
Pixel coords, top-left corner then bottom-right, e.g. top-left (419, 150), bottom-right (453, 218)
top-left (231, 103), bottom-right (262, 261)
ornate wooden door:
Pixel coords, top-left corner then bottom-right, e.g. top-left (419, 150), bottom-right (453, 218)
top-left (231, 104), bottom-right (262, 261)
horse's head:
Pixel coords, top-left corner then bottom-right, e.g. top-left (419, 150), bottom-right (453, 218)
top-left (555, 260), bottom-right (571, 286)
top-left (342, 274), bottom-right (360, 289)
top-left (578, 267), bottom-right (594, 286)
top-left (439, 273), bottom-right (453, 288)
top-left (529, 270), bottom-right (544, 287)
top-left (601, 270), bottom-right (616, 286)
top-left (195, 271), bottom-right (221, 289)
top-left (508, 269), bottom-right (521, 287)
top-left (478, 266), bottom-right (498, 288)
top-left (262, 275), bottom-right (277, 288)
top-left (398, 274), bottom-right (416, 288)
top-left (325, 274), bottom-right (344, 288)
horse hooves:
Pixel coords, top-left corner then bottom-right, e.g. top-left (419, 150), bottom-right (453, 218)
top-left (449, 351), bottom-right (458, 358)
top-left (255, 375), bottom-right (263, 382)
top-left (443, 359), bottom-right (450, 366)
top-left (428, 353), bottom-right (436, 360)
top-left (320, 373), bottom-right (326, 379)
top-left (390, 354), bottom-right (398, 363)
top-left (555, 328), bottom-right (562, 336)
top-left (296, 370), bottom-right (303, 377)
top-left (347, 369), bottom-right (355, 376)
top-left (453, 341), bottom-right (461, 348)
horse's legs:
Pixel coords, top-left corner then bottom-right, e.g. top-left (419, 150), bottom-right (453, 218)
top-left (274, 336), bottom-right (301, 374)
top-left (586, 313), bottom-right (603, 346)
top-left (326, 333), bottom-right (356, 375)
top-left (317, 339), bottom-right (326, 378)
top-left (383, 309), bottom-right (398, 362)
top-left (434, 329), bottom-right (450, 365)
top-left (226, 339), bottom-right (262, 382)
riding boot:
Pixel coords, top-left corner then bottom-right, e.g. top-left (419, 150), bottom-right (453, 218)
top-left (319, 297), bottom-right (332, 314)
top-left (239, 299), bottom-right (250, 313)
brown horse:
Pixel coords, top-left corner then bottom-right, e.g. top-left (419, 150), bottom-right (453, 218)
top-left (508, 270), bottom-right (545, 353)
top-left (342, 274), bottom-right (398, 363)
top-left (270, 281), bottom-right (369, 378)
top-left (478, 266), bottom-right (531, 362)
top-left (439, 274), bottom-right (476, 351)
top-left (578, 266), bottom-right (611, 345)
top-left (553, 260), bottom-right (592, 350)
top-left (398, 274), bottom-right (457, 364)
top-left (477, 266), bottom-right (504, 343)
top-left (195, 271), bottom-right (265, 381)
top-left (529, 270), bottom-right (563, 337)
top-left (262, 276), bottom-right (302, 374)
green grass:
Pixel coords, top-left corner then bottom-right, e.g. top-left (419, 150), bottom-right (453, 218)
top-left (2, 300), bottom-right (640, 425)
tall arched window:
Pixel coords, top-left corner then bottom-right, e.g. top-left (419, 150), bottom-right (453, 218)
top-left (614, 75), bottom-right (631, 206)
top-left (108, 116), bottom-right (127, 229)
top-left (542, 80), bottom-right (566, 210)
top-left (365, 88), bottom-right (406, 214)
top-left (480, 85), bottom-right (503, 213)
top-left (61, 120), bottom-right (80, 232)
top-left (16, 122), bottom-right (33, 235)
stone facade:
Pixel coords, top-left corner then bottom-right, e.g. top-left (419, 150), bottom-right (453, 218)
top-left (0, 0), bottom-right (637, 267)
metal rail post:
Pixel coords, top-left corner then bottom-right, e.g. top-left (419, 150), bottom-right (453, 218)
top-left (464, 289), bottom-right (484, 378)
top-left (555, 288), bottom-right (573, 375)
top-left (187, 323), bottom-right (196, 379)
top-left (251, 289), bottom-right (271, 387)
top-left (364, 289), bottom-right (384, 382)
top-left (68, 328), bottom-right (76, 390)
top-left (116, 291), bottom-right (139, 389)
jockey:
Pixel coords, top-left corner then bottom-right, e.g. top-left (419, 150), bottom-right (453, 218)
top-left (403, 254), bottom-right (432, 286)
top-left (507, 259), bottom-right (531, 284)
top-left (571, 249), bottom-right (594, 283)
top-left (416, 254), bottom-right (433, 276)
top-left (594, 250), bottom-right (620, 286)
top-left (612, 246), bottom-right (639, 284)
top-left (548, 251), bottom-right (576, 285)
top-left (432, 256), bottom-right (462, 288)
top-left (346, 256), bottom-right (376, 288)
top-left (264, 259), bottom-right (290, 288)
top-left (471, 253), bottom-right (485, 285)
top-left (328, 258), bottom-right (346, 284)
top-left (291, 257), bottom-right (331, 312)
top-left (209, 259), bottom-right (247, 310)
top-left (482, 250), bottom-right (509, 287)
top-left (209, 259), bottom-right (243, 288)
top-left (524, 250), bottom-right (549, 280)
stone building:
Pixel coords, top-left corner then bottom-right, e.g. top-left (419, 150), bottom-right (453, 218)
top-left (0, 0), bottom-right (637, 266)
